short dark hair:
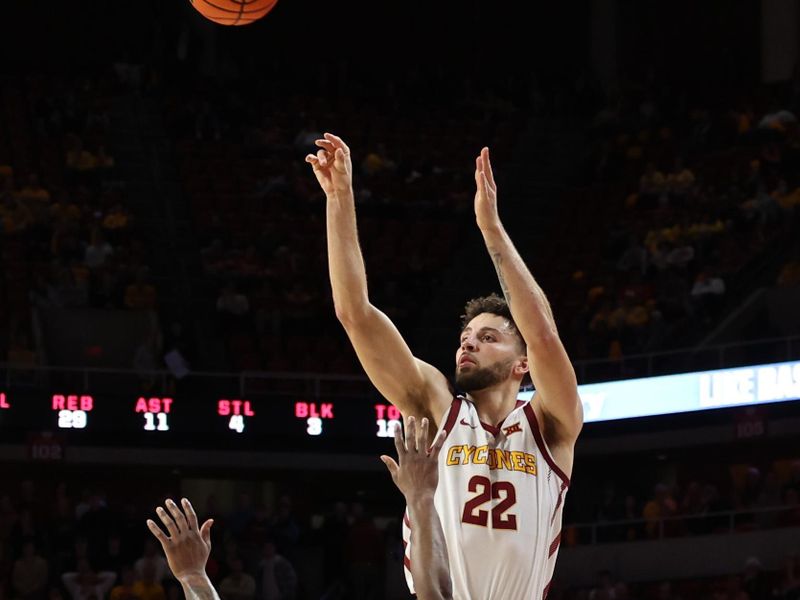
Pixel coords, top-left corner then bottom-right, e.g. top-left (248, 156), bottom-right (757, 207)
top-left (461, 293), bottom-right (525, 353)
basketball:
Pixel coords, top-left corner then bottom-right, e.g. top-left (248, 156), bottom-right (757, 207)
top-left (189, 0), bottom-right (278, 26)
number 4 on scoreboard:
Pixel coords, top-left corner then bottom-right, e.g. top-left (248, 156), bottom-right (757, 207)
top-left (229, 415), bottom-right (245, 433)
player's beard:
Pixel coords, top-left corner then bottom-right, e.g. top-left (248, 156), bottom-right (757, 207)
top-left (455, 357), bottom-right (515, 392)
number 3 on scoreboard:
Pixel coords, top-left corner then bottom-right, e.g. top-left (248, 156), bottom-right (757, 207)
top-left (461, 475), bottom-right (518, 530)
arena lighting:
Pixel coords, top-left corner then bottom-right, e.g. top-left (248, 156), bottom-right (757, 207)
top-left (517, 360), bottom-right (800, 423)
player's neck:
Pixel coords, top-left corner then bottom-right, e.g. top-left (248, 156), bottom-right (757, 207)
top-left (467, 383), bottom-right (519, 427)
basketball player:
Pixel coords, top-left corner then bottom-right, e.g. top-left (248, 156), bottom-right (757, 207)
top-left (146, 499), bottom-right (219, 600)
top-left (307, 133), bottom-right (583, 599)
top-left (381, 415), bottom-right (453, 600)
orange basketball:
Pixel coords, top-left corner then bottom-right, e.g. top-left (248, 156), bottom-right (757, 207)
top-left (189, 0), bottom-right (278, 26)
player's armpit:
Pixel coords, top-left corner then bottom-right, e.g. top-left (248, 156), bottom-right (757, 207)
top-left (339, 304), bottom-right (452, 424)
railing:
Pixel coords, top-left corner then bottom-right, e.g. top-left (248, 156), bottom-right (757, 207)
top-left (0, 363), bottom-right (374, 400)
top-left (573, 334), bottom-right (800, 383)
top-left (563, 504), bottom-right (799, 547)
top-left (1, 334), bottom-right (798, 399)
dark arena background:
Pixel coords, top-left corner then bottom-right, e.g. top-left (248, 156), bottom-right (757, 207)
top-left (0, 1), bottom-right (799, 598)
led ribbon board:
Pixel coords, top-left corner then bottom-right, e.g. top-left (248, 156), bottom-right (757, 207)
top-left (517, 360), bottom-right (800, 423)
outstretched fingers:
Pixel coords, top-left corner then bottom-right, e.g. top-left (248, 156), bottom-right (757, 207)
top-left (481, 147), bottom-right (496, 188)
top-left (156, 506), bottom-right (179, 538)
top-left (428, 429), bottom-right (447, 459)
top-left (181, 498), bottom-right (199, 530)
top-left (393, 420), bottom-right (407, 457)
top-left (380, 455), bottom-right (400, 482)
top-left (418, 417), bottom-right (430, 453)
top-left (146, 519), bottom-right (170, 545)
top-left (314, 138), bottom-right (336, 152)
top-left (323, 132), bottom-right (350, 155)
top-left (166, 499), bottom-right (188, 533)
top-left (405, 416), bottom-right (417, 453)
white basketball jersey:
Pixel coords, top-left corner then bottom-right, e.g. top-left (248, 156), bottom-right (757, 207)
top-left (402, 396), bottom-right (569, 600)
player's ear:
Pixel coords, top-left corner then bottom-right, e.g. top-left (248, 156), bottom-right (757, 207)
top-left (514, 356), bottom-right (529, 377)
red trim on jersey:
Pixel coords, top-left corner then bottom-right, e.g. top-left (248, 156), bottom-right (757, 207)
top-left (548, 530), bottom-right (561, 558)
top-left (403, 512), bottom-right (412, 529)
top-left (469, 398), bottom-right (526, 434)
top-left (523, 402), bottom-right (570, 487)
top-left (543, 579), bottom-right (552, 599)
top-left (442, 396), bottom-right (463, 438)
top-left (551, 480), bottom-right (568, 525)
top-left (480, 421), bottom-right (500, 435)
top-left (404, 555), bottom-right (412, 570)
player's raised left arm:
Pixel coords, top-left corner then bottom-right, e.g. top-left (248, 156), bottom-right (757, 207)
top-left (474, 148), bottom-right (583, 444)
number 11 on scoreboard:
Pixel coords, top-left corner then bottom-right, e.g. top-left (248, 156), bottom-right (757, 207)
top-left (135, 397), bottom-right (172, 432)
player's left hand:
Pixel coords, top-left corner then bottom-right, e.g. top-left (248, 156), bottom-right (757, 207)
top-left (381, 416), bottom-right (446, 501)
top-left (474, 147), bottom-right (500, 232)
top-left (147, 498), bottom-right (213, 582)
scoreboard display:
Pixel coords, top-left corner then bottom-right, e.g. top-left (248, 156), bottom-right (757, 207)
top-left (0, 389), bottom-right (403, 451)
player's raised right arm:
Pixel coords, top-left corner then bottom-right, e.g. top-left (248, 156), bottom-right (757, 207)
top-left (306, 133), bottom-right (451, 421)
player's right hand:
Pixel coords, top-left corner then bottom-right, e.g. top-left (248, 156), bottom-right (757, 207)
top-left (381, 416), bottom-right (447, 501)
top-left (147, 498), bottom-right (213, 582)
top-left (305, 132), bottom-right (353, 198)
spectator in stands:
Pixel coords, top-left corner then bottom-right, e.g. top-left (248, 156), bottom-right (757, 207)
top-left (0, 192), bottom-right (33, 233)
top-left (78, 493), bottom-right (112, 560)
top-left (61, 559), bottom-right (116, 600)
top-left (97, 534), bottom-right (126, 578)
top-left (228, 494), bottom-right (255, 543)
top-left (6, 331), bottom-right (38, 366)
top-left (218, 558), bottom-right (255, 600)
top-left (102, 204), bottom-right (129, 232)
top-left (269, 497), bottom-right (299, 566)
top-left (656, 581), bottom-right (682, 600)
top-left (131, 563), bottom-right (165, 600)
top-left (616, 236), bottom-right (648, 275)
top-left (690, 270), bottom-right (726, 321)
top-left (256, 541), bottom-right (297, 600)
top-left (9, 510), bottom-right (45, 557)
top-left (777, 259), bottom-right (800, 287)
top-left (133, 540), bottom-right (168, 585)
top-left (665, 158), bottom-right (695, 202)
top-left (345, 502), bottom-right (382, 600)
top-left (783, 460), bottom-right (800, 497)
top-left (51, 264), bottom-right (89, 308)
top-left (778, 489), bottom-right (800, 527)
top-left (320, 502), bottom-right (349, 594)
top-left (643, 484), bottom-right (677, 538)
top-left (754, 470), bottom-right (783, 529)
top-left (65, 136), bottom-right (98, 173)
top-left (774, 554), bottom-right (800, 600)
top-left (724, 575), bottom-right (751, 600)
top-left (639, 162), bottom-right (667, 207)
top-left (109, 567), bottom-right (141, 600)
top-left (124, 269), bottom-right (157, 311)
top-left (216, 284), bottom-right (250, 325)
top-left (18, 173), bottom-right (50, 201)
top-left (588, 570), bottom-right (618, 600)
top-left (11, 541), bottom-right (49, 600)
top-left (742, 557), bottom-right (770, 600)
top-left (84, 229), bottom-right (113, 270)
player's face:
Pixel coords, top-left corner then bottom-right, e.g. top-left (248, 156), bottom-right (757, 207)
top-left (455, 313), bottom-right (524, 392)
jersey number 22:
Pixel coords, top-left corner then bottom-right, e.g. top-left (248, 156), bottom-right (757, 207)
top-left (461, 475), bottom-right (518, 530)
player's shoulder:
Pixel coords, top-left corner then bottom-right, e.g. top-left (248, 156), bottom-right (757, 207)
top-left (413, 358), bottom-right (457, 422)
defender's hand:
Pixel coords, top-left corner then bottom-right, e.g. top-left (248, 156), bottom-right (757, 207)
top-left (147, 498), bottom-right (213, 582)
top-left (381, 416), bottom-right (447, 501)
